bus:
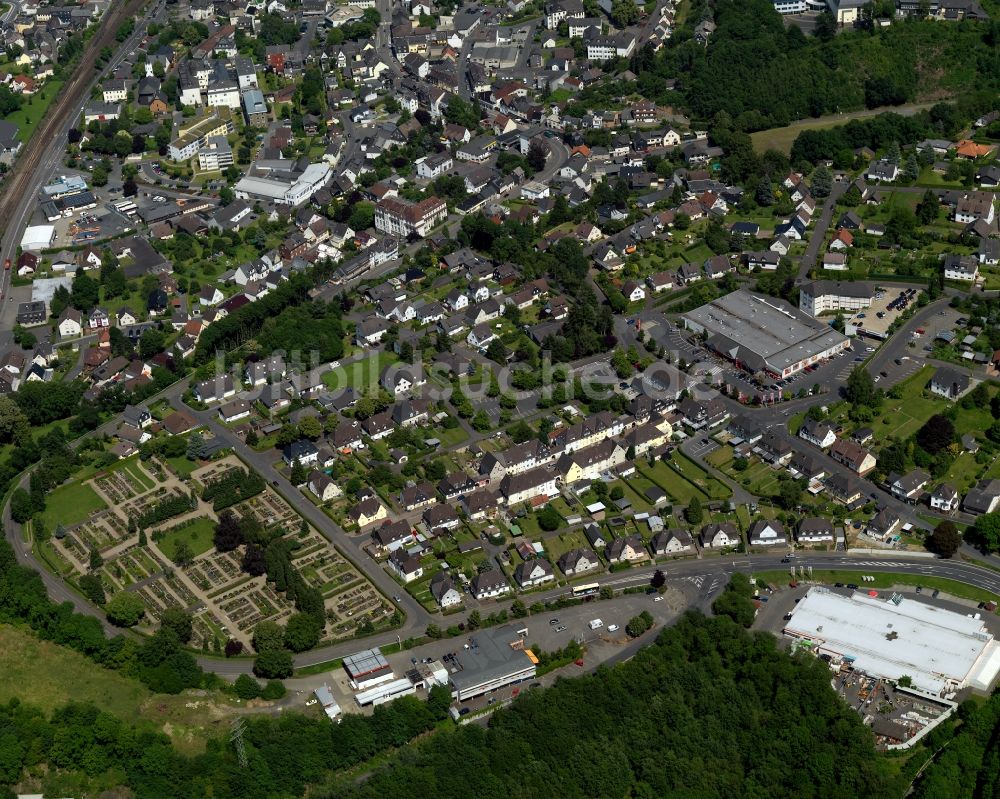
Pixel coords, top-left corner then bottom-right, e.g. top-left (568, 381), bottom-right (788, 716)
top-left (573, 583), bottom-right (600, 598)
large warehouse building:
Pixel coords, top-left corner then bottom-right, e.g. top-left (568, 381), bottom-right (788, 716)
top-left (449, 625), bottom-right (537, 701)
top-left (784, 588), bottom-right (1000, 695)
top-left (682, 289), bottom-right (850, 379)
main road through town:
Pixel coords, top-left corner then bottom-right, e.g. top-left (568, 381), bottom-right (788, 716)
top-left (0, 0), bottom-right (162, 350)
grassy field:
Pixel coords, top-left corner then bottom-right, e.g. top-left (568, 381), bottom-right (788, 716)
top-left (322, 352), bottom-right (398, 393)
top-left (637, 460), bottom-right (707, 504)
top-left (670, 452), bottom-right (731, 499)
top-left (0, 624), bottom-right (252, 754)
top-left (755, 570), bottom-right (998, 605)
top-left (0, 623), bottom-right (150, 718)
top-left (749, 102), bottom-right (939, 155)
top-left (166, 455), bottom-right (199, 478)
top-left (5, 80), bottom-right (65, 138)
top-left (156, 517), bottom-right (216, 560)
top-left (40, 481), bottom-right (107, 529)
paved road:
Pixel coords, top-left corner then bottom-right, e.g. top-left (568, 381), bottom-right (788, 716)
top-left (0, 0), bottom-right (160, 351)
top-left (798, 181), bottom-right (847, 280)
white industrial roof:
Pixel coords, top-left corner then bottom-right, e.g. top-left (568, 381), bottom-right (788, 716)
top-left (784, 588), bottom-right (999, 695)
top-left (234, 175), bottom-right (289, 199)
top-left (20, 224), bottom-right (55, 252)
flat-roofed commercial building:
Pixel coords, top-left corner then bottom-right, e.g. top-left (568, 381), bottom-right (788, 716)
top-left (234, 163), bottom-right (331, 207)
top-left (342, 647), bottom-right (393, 690)
top-left (169, 109), bottom-right (234, 162)
top-left (784, 587), bottom-right (1000, 695)
top-left (799, 280), bottom-right (874, 317)
top-left (448, 625), bottom-right (536, 701)
top-left (682, 289), bottom-right (850, 379)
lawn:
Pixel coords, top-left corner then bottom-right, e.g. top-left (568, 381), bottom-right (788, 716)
top-left (40, 481), bottom-right (107, 529)
top-left (637, 460), bottom-right (707, 504)
top-left (121, 458), bottom-right (156, 491)
top-left (5, 79), bottom-right (64, 139)
top-left (156, 517), bottom-right (217, 560)
top-left (543, 529), bottom-right (591, 568)
top-left (322, 352), bottom-right (398, 392)
top-left (166, 455), bottom-right (198, 478)
top-left (943, 452), bottom-right (985, 494)
top-left (670, 452), bottom-right (731, 499)
top-left (867, 366), bottom-right (944, 444)
top-left (433, 424), bottom-right (469, 448)
top-left (748, 104), bottom-right (934, 155)
top-left (754, 570), bottom-right (998, 605)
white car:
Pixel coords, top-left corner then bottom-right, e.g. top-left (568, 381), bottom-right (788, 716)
top-left (653, 596), bottom-right (663, 602)
top-left (607, 624), bottom-right (619, 632)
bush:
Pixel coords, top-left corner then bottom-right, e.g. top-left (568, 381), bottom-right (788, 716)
top-left (104, 591), bottom-right (146, 627)
top-left (626, 611), bottom-right (654, 638)
top-left (234, 673), bottom-right (262, 700)
top-left (261, 679), bottom-right (286, 700)
top-left (254, 649), bottom-right (294, 679)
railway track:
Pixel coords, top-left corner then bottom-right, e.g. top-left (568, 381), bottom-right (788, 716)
top-left (0, 0), bottom-right (149, 237)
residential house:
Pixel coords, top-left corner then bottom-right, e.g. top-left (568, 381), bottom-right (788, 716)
top-left (929, 366), bottom-right (971, 399)
top-left (282, 439), bottom-right (319, 467)
top-left (796, 518), bottom-right (834, 544)
top-left (513, 558), bottom-right (555, 588)
top-left (964, 479), bottom-right (1000, 515)
top-left (747, 519), bottom-right (788, 546)
top-left (829, 439), bottom-right (876, 475)
top-left (889, 469), bottom-right (930, 503)
top-left (605, 535), bottom-right (648, 564)
top-left (798, 419), bottom-right (837, 449)
top-left (930, 483), bottom-right (959, 513)
top-left (699, 522), bottom-right (739, 549)
top-left (943, 254), bottom-right (979, 282)
top-left (388, 549), bottom-right (424, 583)
top-left (500, 466), bottom-right (558, 506)
top-left (557, 547), bottom-right (600, 576)
top-left (349, 496), bottom-right (388, 527)
top-left (824, 473), bottom-right (863, 505)
top-left (650, 528), bottom-right (693, 555)
top-left (867, 507), bottom-right (901, 540)
top-left (371, 519), bottom-right (413, 553)
top-left (471, 569), bottom-right (509, 600)
top-left (430, 572), bottom-right (462, 608)
top-left (308, 471), bottom-right (342, 502)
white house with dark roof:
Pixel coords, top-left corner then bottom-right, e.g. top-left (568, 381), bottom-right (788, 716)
top-left (798, 419), bottom-right (837, 449)
top-left (471, 569), bottom-right (509, 600)
top-left (747, 519), bottom-right (787, 547)
top-left (513, 558), bottom-right (554, 588)
top-left (929, 366), bottom-right (971, 400)
top-left (796, 518), bottom-right (834, 544)
top-left (699, 523), bottom-right (739, 549)
top-left (930, 483), bottom-right (959, 513)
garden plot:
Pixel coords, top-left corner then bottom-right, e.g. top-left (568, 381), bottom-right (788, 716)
top-left (234, 489), bottom-right (299, 528)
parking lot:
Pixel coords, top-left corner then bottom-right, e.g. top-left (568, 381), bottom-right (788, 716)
top-left (48, 207), bottom-right (134, 249)
top-left (850, 286), bottom-right (919, 338)
top-left (687, 436), bottom-right (719, 459)
top-left (303, 587), bottom-right (695, 718)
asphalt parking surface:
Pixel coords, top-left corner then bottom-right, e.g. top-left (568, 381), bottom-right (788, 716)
top-left (687, 437), bottom-right (719, 459)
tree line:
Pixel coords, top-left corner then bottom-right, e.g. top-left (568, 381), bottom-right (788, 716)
top-left (0, 685), bottom-right (452, 798)
top-left (202, 468), bottom-right (266, 511)
top-left (0, 539), bottom-right (210, 695)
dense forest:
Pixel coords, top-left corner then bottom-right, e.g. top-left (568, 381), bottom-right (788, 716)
top-left (913, 693), bottom-right (1000, 799)
top-left (617, 0), bottom-right (1000, 131)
